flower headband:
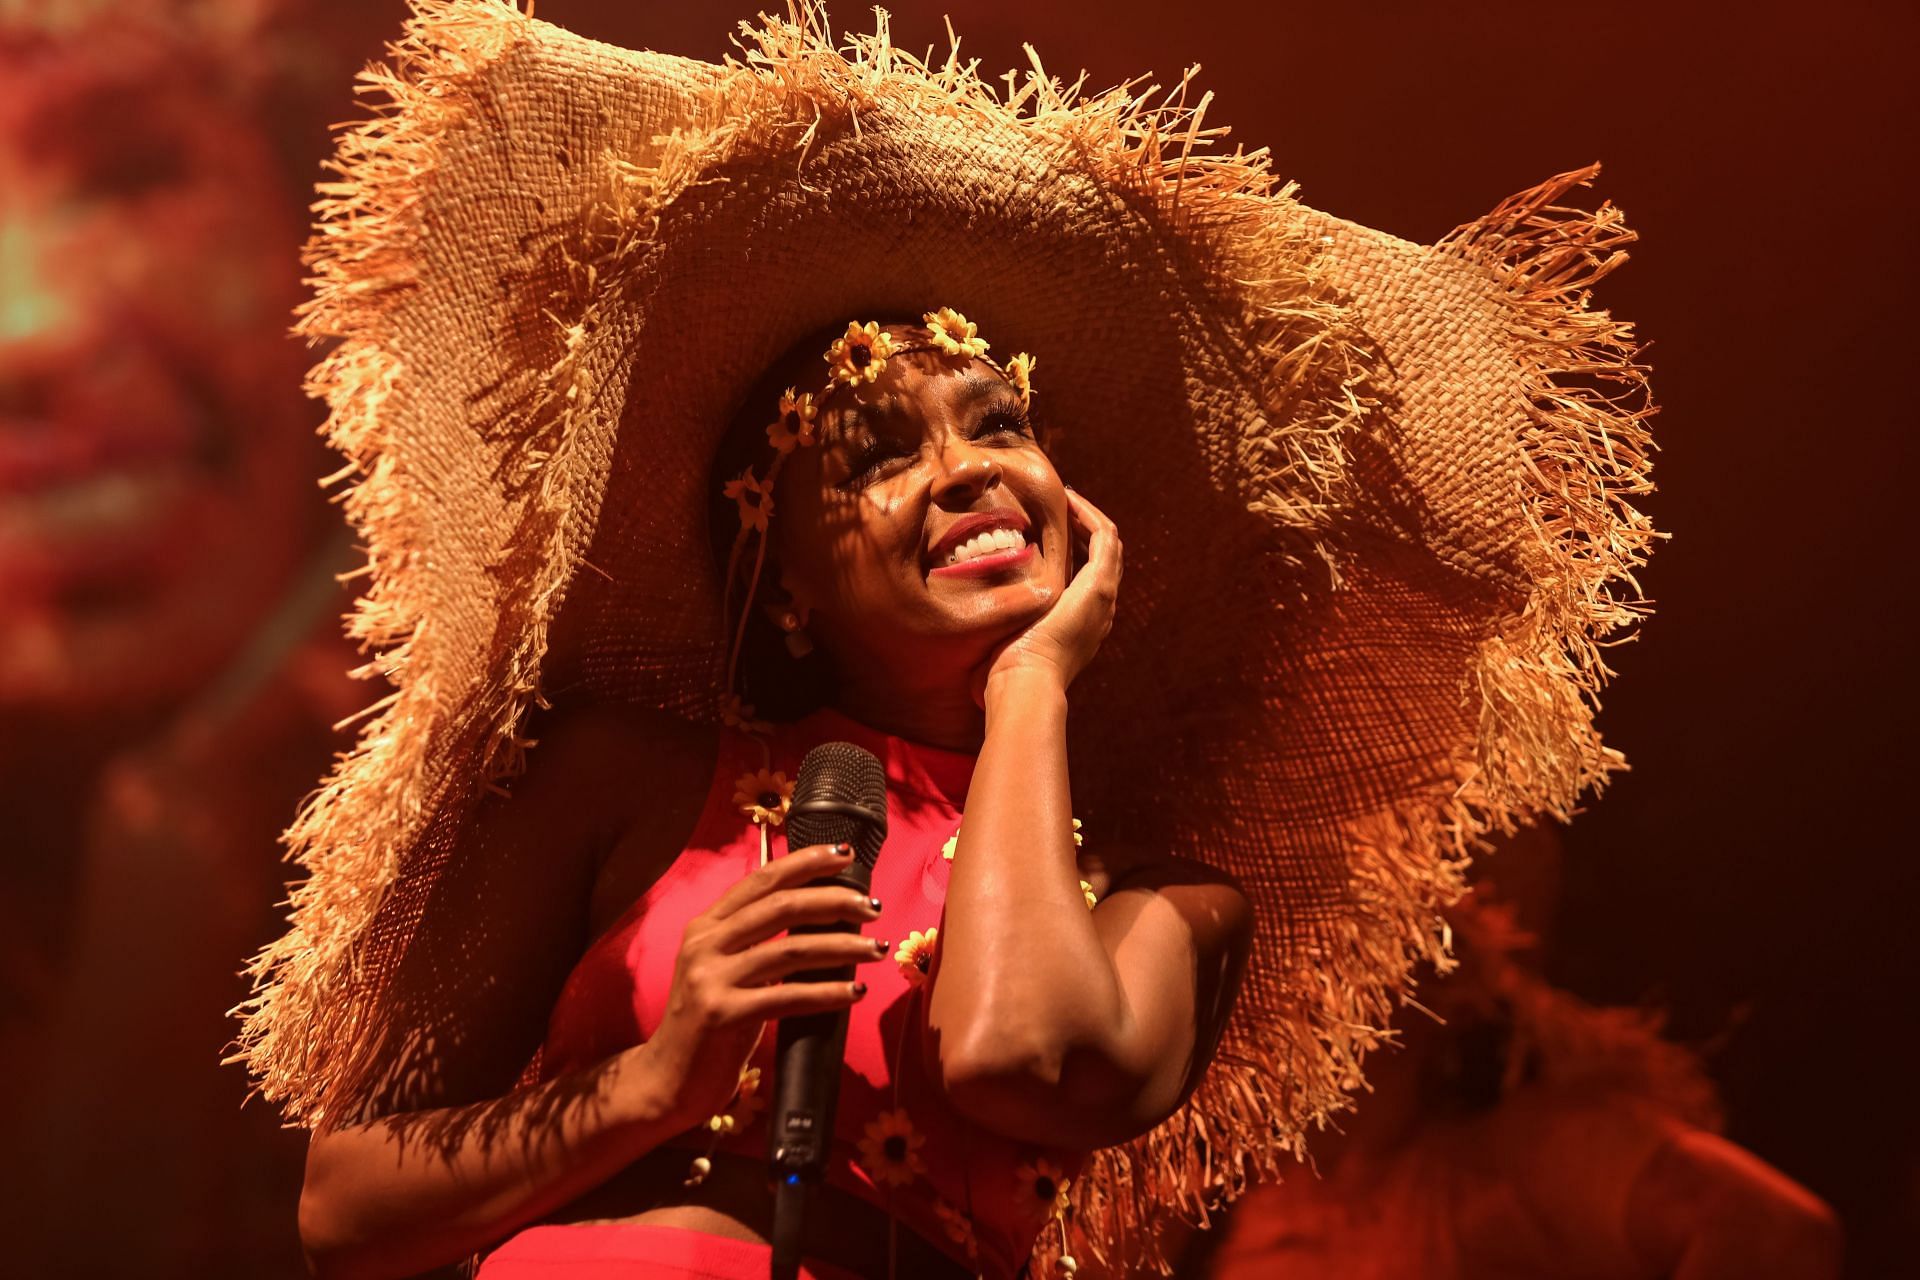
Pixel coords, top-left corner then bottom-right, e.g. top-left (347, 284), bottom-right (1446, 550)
top-left (719, 307), bottom-right (1037, 719)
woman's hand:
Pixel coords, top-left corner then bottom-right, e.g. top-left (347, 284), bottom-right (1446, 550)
top-left (644, 842), bottom-right (888, 1127)
top-left (972, 487), bottom-right (1122, 708)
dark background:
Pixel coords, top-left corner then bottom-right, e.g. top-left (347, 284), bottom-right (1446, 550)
top-left (7, 0), bottom-right (1912, 1274)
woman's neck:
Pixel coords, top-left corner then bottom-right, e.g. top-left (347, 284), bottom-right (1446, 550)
top-left (830, 671), bottom-right (986, 754)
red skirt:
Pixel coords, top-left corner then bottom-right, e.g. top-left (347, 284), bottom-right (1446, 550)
top-left (476, 1223), bottom-right (868, 1280)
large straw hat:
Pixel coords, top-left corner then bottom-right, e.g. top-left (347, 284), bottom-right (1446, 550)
top-left (230, 1), bottom-right (1656, 1271)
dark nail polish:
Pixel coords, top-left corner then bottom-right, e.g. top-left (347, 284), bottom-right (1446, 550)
top-left (874, 938), bottom-right (891, 953)
top-left (852, 981), bottom-right (868, 998)
top-left (834, 842), bottom-right (853, 855)
top-left (868, 896), bottom-right (883, 913)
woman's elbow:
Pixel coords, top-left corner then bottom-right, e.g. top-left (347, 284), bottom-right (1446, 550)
top-left (297, 1178), bottom-right (356, 1280)
top-left (297, 1145), bottom-right (382, 1280)
top-left (297, 1183), bottom-right (345, 1279)
top-left (938, 1036), bottom-right (1169, 1148)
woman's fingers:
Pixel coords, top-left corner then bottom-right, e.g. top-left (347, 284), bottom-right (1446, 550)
top-left (1051, 488), bottom-right (1122, 648)
top-left (1067, 488), bottom-right (1122, 587)
top-left (729, 931), bottom-right (890, 985)
top-left (733, 979), bottom-right (868, 1022)
top-left (712, 883), bottom-right (880, 951)
top-left (703, 842), bottom-right (856, 921)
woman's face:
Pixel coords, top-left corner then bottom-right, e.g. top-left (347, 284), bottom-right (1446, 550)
top-left (768, 328), bottom-right (1071, 687)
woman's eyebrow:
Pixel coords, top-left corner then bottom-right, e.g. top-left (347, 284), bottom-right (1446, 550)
top-left (832, 372), bottom-right (1014, 439)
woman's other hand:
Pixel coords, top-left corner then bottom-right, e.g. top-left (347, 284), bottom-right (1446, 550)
top-left (645, 842), bottom-right (888, 1127)
top-left (972, 487), bottom-right (1121, 708)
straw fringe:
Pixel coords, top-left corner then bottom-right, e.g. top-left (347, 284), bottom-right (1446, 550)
top-left (224, 0), bottom-right (542, 1126)
top-left (1049, 170), bottom-right (1657, 1274)
top-left (226, 3), bottom-right (1655, 1275)
top-left (1050, 797), bottom-right (1470, 1275)
top-left (1448, 164), bottom-right (1657, 821)
top-left (607, 1), bottom-right (1353, 552)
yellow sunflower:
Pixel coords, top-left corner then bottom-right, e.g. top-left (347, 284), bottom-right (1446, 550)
top-left (941, 829), bottom-right (959, 861)
top-left (721, 694), bottom-right (773, 736)
top-left (721, 469), bottom-right (774, 531)
top-left (765, 386), bottom-right (819, 453)
top-left (922, 306), bottom-right (990, 359)
top-left (1015, 1157), bottom-right (1073, 1222)
top-left (1004, 351), bottom-right (1037, 405)
top-left (894, 927), bottom-right (938, 986)
top-left (1071, 816), bottom-right (1082, 847)
top-left (931, 1199), bottom-right (980, 1260)
top-left (857, 1108), bottom-right (927, 1188)
top-left (825, 320), bottom-right (897, 387)
top-left (732, 768), bottom-right (793, 826)
top-left (1079, 879), bottom-right (1098, 909)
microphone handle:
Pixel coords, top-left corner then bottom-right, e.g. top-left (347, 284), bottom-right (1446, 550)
top-left (768, 869), bottom-right (864, 1177)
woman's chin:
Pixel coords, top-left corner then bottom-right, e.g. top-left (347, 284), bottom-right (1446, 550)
top-left (922, 579), bottom-right (1056, 636)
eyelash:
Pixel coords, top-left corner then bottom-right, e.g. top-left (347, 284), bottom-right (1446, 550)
top-left (845, 405), bottom-right (1034, 486)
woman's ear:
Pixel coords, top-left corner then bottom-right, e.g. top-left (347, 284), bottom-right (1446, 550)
top-left (755, 563), bottom-right (814, 637)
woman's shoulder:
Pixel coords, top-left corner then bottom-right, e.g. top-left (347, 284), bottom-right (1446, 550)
top-left (505, 701), bottom-right (725, 844)
top-left (525, 700), bottom-right (725, 778)
top-left (1085, 841), bottom-right (1253, 940)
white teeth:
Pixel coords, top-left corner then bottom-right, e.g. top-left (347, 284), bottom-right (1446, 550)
top-left (942, 525), bottom-right (1025, 567)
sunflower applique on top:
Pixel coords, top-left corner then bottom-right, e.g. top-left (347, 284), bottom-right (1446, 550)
top-left (732, 768), bottom-right (792, 826)
top-left (858, 1107), bottom-right (929, 1188)
top-left (894, 928), bottom-right (938, 987)
top-left (1016, 1156), bottom-right (1074, 1225)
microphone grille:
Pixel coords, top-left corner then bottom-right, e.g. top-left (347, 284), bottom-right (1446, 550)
top-left (787, 742), bottom-right (888, 884)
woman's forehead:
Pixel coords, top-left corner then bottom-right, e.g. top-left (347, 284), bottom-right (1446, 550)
top-left (819, 362), bottom-right (1011, 442)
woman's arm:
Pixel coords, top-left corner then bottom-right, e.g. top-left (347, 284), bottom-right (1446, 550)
top-left (928, 487), bottom-right (1253, 1149)
top-left (302, 841), bottom-right (882, 1279)
top-left (295, 704), bottom-right (686, 1278)
top-left (297, 708), bottom-right (886, 1279)
top-left (928, 667), bottom-right (1251, 1150)
top-left (300, 1039), bottom-right (705, 1280)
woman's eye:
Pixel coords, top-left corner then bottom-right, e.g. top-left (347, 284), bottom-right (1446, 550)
top-left (848, 443), bottom-right (907, 485)
top-left (974, 410), bottom-right (1032, 440)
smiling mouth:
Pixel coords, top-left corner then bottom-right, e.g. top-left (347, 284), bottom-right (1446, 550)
top-left (927, 530), bottom-right (1037, 578)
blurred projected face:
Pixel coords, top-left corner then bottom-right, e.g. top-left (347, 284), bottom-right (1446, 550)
top-left (0, 33), bottom-right (318, 719)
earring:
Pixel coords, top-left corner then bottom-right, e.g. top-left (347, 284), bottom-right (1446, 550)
top-left (779, 607), bottom-right (813, 658)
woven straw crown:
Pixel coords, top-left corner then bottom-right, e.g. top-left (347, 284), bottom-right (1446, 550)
top-left (230, 1), bottom-right (1656, 1272)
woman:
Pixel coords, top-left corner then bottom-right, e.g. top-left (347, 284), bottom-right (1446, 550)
top-left (294, 317), bottom-right (1254, 1279)
top-left (234, 4), bottom-right (1663, 1277)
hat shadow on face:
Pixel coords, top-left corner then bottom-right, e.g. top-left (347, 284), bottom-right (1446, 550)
top-left (699, 323), bottom-right (1073, 723)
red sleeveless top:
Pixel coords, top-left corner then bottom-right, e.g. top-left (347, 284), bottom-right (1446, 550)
top-left (526, 704), bottom-right (1086, 1278)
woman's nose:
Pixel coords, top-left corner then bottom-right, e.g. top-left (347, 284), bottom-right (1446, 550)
top-left (930, 442), bottom-right (1001, 505)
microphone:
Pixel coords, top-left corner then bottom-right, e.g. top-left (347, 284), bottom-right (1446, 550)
top-left (768, 741), bottom-right (887, 1278)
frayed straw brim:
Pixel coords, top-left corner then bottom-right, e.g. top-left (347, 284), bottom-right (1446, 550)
top-left (228, 2), bottom-right (1656, 1274)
